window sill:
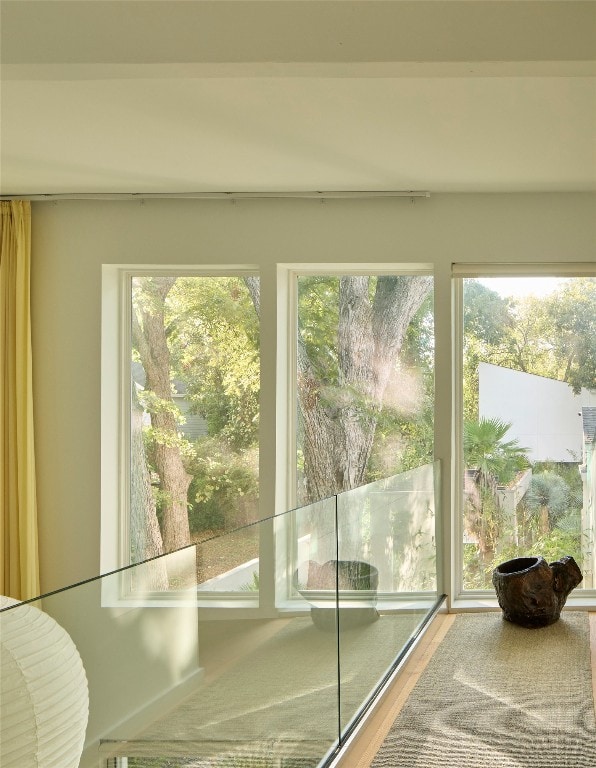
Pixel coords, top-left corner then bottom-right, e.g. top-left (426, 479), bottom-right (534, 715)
top-left (451, 595), bottom-right (596, 612)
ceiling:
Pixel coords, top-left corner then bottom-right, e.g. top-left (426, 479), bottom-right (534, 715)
top-left (1, 1), bottom-right (595, 195)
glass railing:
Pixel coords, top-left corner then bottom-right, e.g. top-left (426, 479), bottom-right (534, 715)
top-left (0, 462), bottom-right (443, 768)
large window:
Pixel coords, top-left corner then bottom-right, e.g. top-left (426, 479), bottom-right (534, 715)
top-left (127, 273), bottom-right (260, 590)
top-left (289, 271), bottom-right (435, 591)
top-left (458, 272), bottom-right (596, 593)
top-left (294, 272), bottom-right (435, 507)
top-left (104, 262), bottom-right (594, 606)
top-left (104, 266), bottom-right (437, 599)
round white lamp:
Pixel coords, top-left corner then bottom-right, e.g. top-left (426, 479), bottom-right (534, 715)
top-left (0, 596), bottom-right (89, 768)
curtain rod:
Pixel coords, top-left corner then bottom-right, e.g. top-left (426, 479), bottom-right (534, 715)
top-left (0, 190), bottom-right (430, 202)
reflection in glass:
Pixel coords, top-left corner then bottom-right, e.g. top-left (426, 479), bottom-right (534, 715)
top-left (1, 465), bottom-right (441, 768)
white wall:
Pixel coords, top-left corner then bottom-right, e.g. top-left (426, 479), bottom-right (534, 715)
top-left (30, 193), bottom-right (596, 593)
top-left (40, 568), bottom-right (201, 768)
top-left (479, 362), bottom-right (596, 463)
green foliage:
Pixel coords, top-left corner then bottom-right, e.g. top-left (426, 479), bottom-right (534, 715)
top-left (297, 275), bottom-right (340, 384)
top-left (133, 275), bottom-right (261, 538)
top-left (463, 543), bottom-right (492, 590)
top-left (464, 522), bottom-right (583, 591)
top-left (137, 389), bottom-right (183, 419)
top-left (463, 277), bottom-right (596, 399)
top-left (462, 281), bottom-right (513, 420)
top-left (186, 437), bottom-right (259, 532)
top-left (524, 471), bottom-right (571, 528)
top-left (367, 399), bottom-right (434, 480)
top-left (168, 276), bottom-right (260, 450)
top-left (401, 291), bottom-right (435, 369)
top-left (495, 527), bottom-right (582, 575)
top-left (464, 280), bottom-right (512, 347)
top-left (542, 278), bottom-right (596, 394)
top-left (378, 292), bottom-right (434, 475)
top-left (239, 571), bottom-right (260, 592)
top-left (463, 463), bottom-right (584, 590)
top-left (462, 278), bottom-right (596, 422)
top-left (533, 460), bottom-right (583, 501)
top-left (463, 417), bottom-right (529, 486)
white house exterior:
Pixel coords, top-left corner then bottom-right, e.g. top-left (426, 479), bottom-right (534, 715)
top-left (479, 362), bottom-right (596, 464)
top-left (479, 362), bottom-right (596, 586)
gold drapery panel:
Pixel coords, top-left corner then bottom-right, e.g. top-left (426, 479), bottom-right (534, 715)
top-left (0, 200), bottom-right (39, 600)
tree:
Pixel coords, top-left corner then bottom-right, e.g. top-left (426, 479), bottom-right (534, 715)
top-left (367, 291), bottom-right (435, 479)
top-left (542, 278), bottom-right (596, 394)
top-left (246, 275), bottom-right (433, 502)
top-left (462, 281), bottom-right (513, 420)
top-left (130, 383), bottom-right (165, 562)
top-left (132, 277), bottom-right (192, 553)
top-left (131, 273), bottom-right (431, 554)
top-left (463, 280), bottom-right (512, 348)
top-left (464, 417), bottom-right (529, 490)
top-left (463, 417), bottom-right (529, 565)
top-left (170, 276), bottom-right (260, 451)
top-left (251, 274), bottom-right (433, 502)
top-left (130, 382), bottom-right (169, 588)
top-left (463, 278), bottom-right (596, 404)
top-left (524, 471), bottom-right (571, 535)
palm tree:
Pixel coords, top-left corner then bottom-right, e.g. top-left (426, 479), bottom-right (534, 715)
top-left (463, 417), bottom-right (529, 566)
top-left (464, 417), bottom-right (529, 489)
top-left (524, 471), bottom-right (570, 535)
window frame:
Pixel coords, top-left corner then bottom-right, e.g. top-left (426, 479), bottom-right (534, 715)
top-left (101, 259), bottom-right (596, 612)
top-left (451, 262), bottom-right (596, 606)
top-left (101, 264), bottom-right (263, 608)
top-left (277, 264), bottom-right (437, 608)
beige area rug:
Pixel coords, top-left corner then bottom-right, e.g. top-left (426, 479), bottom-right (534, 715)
top-left (104, 612), bottom-right (424, 765)
top-left (371, 612), bottom-right (596, 768)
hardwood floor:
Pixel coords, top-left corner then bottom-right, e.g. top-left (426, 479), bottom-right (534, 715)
top-left (337, 611), bottom-right (596, 768)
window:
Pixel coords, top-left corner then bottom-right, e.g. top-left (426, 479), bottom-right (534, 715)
top-left (103, 264), bottom-right (437, 603)
top-left (104, 269), bottom-right (261, 594)
top-left (294, 271), bottom-right (435, 507)
top-left (456, 269), bottom-right (596, 595)
top-left (287, 269), bottom-right (436, 599)
top-left (104, 261), bottom-right (594, 608)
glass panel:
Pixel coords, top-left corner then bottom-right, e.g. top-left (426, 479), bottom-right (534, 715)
top-left (1, 511), bottom-right (341, 768)
top-left (336, 462), bottom-right (439, 735)
top-left (130, 275), bottom-right (260, 592)
top-left (295, 273), bottom-right (434, 507)
top-left (196, 525), bottom-right (260, 593)
top-left (1, 471), bottom-right (441, 768)
top-left (461, 276), bottom-right (596, 590)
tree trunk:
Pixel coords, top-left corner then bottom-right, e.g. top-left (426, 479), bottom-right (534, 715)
top-left (243, 274), bottom-right (432, 502)
top-left (130, 382), bottom-right (168, 589)
top-left (540, 505), bottom-right (550, 535)
top-left (132, 277), bottom-right (192, 553)
top-left (300, 275), bottom-right (433, 501)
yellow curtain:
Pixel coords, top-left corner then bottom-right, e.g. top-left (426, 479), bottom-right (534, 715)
top-left (0, 200), bottom-right (40, 600)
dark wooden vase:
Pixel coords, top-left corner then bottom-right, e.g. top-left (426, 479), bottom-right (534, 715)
top-left (492, 555), bottom-right (583, 628)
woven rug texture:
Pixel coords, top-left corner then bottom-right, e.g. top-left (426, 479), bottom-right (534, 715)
top-left (372, 612), bottom-right (596, 768)
top-left (105, 613), bottom-right (422, 763)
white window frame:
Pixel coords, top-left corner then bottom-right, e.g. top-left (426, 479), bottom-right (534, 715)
top-left (276, 263), bottom-right (436, 609)
top-left (451, 262), bottom-right (596, 608)
top-left (101, 264), bottom-right (265, 609)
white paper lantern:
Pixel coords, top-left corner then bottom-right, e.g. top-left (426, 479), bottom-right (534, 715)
top-left (0, 596), bottom-right (89, 768)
